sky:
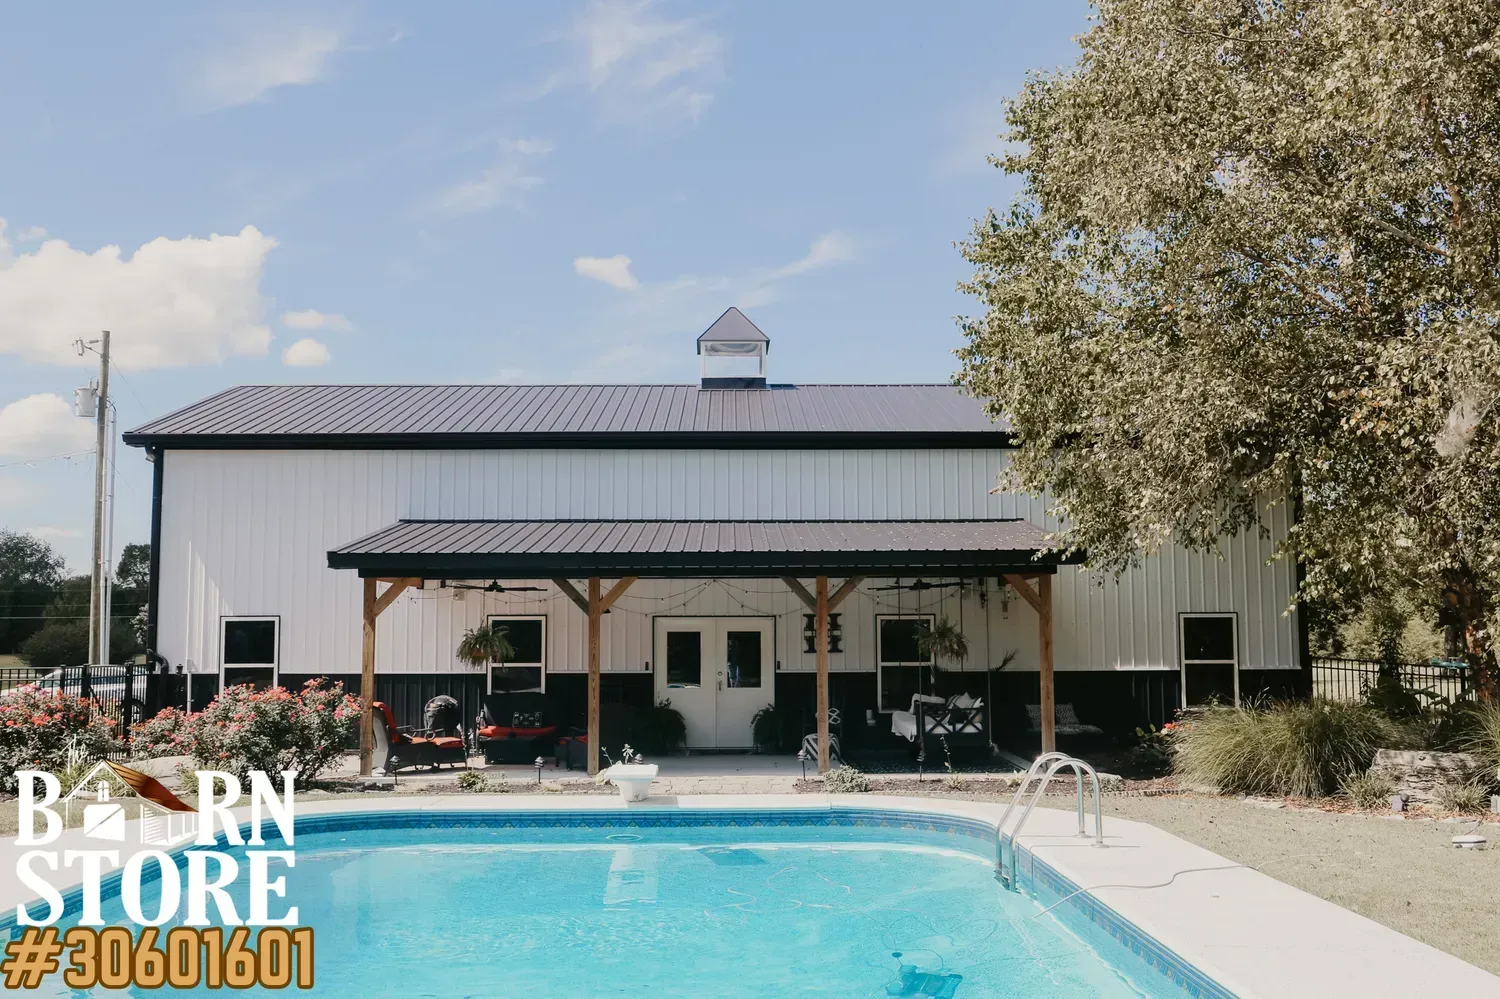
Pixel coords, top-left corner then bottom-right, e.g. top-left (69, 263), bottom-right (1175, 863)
top-left (0, 1), bottom-right (1091, 573)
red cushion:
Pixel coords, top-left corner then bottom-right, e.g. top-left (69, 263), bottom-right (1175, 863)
top-left (431, 737), bottom-right (464, 749)
top-left (478, 725), bottom-right (556, 740)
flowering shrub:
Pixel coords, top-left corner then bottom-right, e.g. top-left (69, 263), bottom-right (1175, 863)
top-left (0, 686), bottom-right (118, 793)
top-left (191, 679), bottom-right (361, 785)
top-left (128, 707), bottom-right (202, 760)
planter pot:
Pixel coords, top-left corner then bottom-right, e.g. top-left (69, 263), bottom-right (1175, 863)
top-left (606, 763), bottom-right (659, 803)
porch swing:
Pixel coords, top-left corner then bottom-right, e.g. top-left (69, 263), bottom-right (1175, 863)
top-left (887, 579), bottom-right (988, 756)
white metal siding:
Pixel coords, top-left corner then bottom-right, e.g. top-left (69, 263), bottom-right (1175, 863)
top-left (154, 449), bottom-right (1299, 679)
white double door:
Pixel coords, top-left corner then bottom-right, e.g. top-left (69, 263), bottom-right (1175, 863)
top-left (654, 617), bottom-right (773, 749)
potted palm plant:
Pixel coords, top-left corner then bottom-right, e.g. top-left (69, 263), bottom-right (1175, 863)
top-left (917, 618), bottom-right (968, 666)
top-left (456, 624), bottom-right (514, 670)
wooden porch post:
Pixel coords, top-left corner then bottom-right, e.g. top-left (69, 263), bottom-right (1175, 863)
top-left (1038, 575), bottom-right (1055, 754)
top-left (1003, 572), bottom-right (1057, 755)
top-left (360, 578), bottom-right (377, 776)
top-left (584, 575), bottom-right (637, 776)
top-left (815, 575), bottom-right (830, 773)
top-left (587, 577), bottom-right (602, 776)
top-left (359, 576), bottom-right (420, 776)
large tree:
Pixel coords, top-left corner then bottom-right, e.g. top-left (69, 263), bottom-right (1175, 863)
top-left (0, 530), bottom-right (66, 654)
top-left (956, 0), bottom-right (1500, 694)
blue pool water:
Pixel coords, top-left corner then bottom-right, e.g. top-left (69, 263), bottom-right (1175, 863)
top-left (26, 811), bottom-right (1184, 998)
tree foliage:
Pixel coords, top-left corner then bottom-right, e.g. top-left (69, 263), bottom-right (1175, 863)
top-left (0, 530), bottom-right (66, 653)
top-left (957, 0), bottom-right (1500, 693)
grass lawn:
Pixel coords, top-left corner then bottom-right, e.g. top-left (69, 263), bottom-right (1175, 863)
top-left (898, 787), bottom-right (1500, 976)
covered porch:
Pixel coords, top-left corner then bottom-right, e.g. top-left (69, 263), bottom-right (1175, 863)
top-left (326, 519), bottom-right (1078, 776)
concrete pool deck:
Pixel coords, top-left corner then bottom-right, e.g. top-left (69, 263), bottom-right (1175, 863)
top-left (3, 793), bottom-right (1495, 998)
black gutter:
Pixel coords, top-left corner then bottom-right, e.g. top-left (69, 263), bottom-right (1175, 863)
top-left (121, 430), bottom-right (1017, 452)
top-left (146, 448), bottom-right (163, 655)
top-left (327, 550), bottom-right (1080, 579)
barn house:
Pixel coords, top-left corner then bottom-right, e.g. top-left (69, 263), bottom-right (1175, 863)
top-left (124, 309), bottom-right (1308, 774)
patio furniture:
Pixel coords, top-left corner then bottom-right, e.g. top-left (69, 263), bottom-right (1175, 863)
top-left (371, 701), bottom-right (467, 774)
top-left (556, 702), bottom-right (641, 770)
top-left (1024, 703), bottom-right (1104, 739)
top-left (799, 706), bottom-right (845, 766)
top-left (422, 694), bottom-right (463, 737)
top-left (477, 692), bottom-right (560, 764)
top-left (891, 693), bottom-right (987, 754)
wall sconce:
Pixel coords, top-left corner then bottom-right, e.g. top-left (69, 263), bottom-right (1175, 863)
top-left (802, 613), bottom-right (843, 653)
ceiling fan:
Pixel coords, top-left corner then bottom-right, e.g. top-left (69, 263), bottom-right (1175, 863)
top-left (445, 581), bottom-right (547, 593)
top-left (868, 579), bottom-right (966, 592)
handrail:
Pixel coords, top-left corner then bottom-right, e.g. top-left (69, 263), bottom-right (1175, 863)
top-left (995, 753), bottom-right (1104, 887)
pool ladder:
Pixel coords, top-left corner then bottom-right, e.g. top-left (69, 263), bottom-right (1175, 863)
top-left (994, 752), bottom-right (1105, 889)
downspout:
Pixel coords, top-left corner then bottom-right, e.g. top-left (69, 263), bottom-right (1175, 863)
top-left (146, 447), bottom-right (164, 655)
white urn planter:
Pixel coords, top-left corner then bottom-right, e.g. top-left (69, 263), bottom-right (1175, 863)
top-left (605, 763), bottom-right (659, 802)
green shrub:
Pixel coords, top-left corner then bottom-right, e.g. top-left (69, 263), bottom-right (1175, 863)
top-left (1172, 699), bottom-right (1402, 798)
top-left (1460, 701), bottom-right (1500, 778)
top-left (824, 766), bottom-right (870, 793)
top-left (636, 699), bottom-right (687, 755)
top-left (18, 620), bottom-right (138, 669)
top-left (750, 702), bottom-right (793, 752)
top-left (455, 769), bottom-right (493, 793)
top-left (128, 707), bottom-right (201, 759)
top-left (1338, 771), bottom-right (1395, 809)
top-left (192, 679), bottom-right (361, 785)
top-left (0, 686), bottom-right (118, 792)
top-left (1434, 780), bottom-right (1491, 814)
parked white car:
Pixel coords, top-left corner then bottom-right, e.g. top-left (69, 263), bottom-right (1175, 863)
top-left (2, 665), bottom-right (147, 725)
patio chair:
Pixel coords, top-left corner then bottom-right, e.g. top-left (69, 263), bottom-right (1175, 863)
top-left (799, 706), bottom-right (845, 766)
top-left (1024, 703), bottom-right (1104, 738)
top-left (557, 702), bottom-right (640, 770)
top-left (371, 701), bottom-right (467, 774)
top-left (477, 692), bottom-right (561, 764)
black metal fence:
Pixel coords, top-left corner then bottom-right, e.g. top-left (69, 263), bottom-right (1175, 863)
top-left (1311, 656), bottom-right (1473, 705)
top-left (0, 664), bottom-right (189, 747)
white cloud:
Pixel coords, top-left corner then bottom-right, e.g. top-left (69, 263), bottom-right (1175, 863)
top-left (768, 231), bottom-right (858, 280)
top-left (27, 526), bottom-right (83, 541)
top-left (572, 0), bottom-right (723, 128)
top-left (574, 254), bottom-right (639, 291)
top-left (565, 231), bottom-right (856, 380)
top-left (424, 138), bottom-right (553, 218)
top-left (0, 394), bottom-right (94, 458)
top-left (0, 220), bottom-right (277, 369)
top-left (200, 23), bottom-right (347, 109)
top-left (15, 226), bottom-right (46, 242)
top-left (281, 309), bottom-right (353, 331)
top-left (281, 338), bottom-right (331, 367)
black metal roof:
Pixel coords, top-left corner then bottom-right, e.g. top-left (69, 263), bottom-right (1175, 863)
top-left (327, 518), bottom-right (1068, 578)
top-left (123, 383), bottom-right (1010, 450)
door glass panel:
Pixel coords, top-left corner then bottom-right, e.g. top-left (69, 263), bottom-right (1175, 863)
top-left (666, 631), bottom-right (702, 687)
top-left (724, 631), bottom-right (762, 688)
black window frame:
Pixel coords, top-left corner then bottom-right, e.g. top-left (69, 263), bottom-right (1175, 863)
top-left (876, 614), bottom-right (935, 713)
top-left (1179, 612), bottom-right (1239, 708)
top-left (485, 614), bottom-right (546, 694)
top-left (220, 616), bottom-right (279, 691)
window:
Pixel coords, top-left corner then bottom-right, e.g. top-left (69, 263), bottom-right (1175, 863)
top-left (221, 617), bottom-right (278, 690)
top-left (487, 616), bottom-right (545, 693)
top-left (665, 630), bottom-right (702, 687)
top-left (876, 615), bottom-right (934, 712)
top-left (1180, 614), bottom-right (1238, 707)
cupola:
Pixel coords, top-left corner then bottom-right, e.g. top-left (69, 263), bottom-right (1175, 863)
top-left (697, 307), bottom-right (769, 389)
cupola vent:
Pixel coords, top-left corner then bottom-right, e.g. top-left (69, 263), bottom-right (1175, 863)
top-left (697, 307), bottom-right (769, 389)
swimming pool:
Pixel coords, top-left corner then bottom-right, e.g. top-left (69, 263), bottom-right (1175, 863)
top-left (21, 808), bottom-right (1208, 998)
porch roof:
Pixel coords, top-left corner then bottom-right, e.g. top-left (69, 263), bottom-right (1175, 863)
top-left (326, 518), bottom-right (1074, 578)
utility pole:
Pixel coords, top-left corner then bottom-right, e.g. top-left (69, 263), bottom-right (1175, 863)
top-left (89, 331), bottom-right (111, 665)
